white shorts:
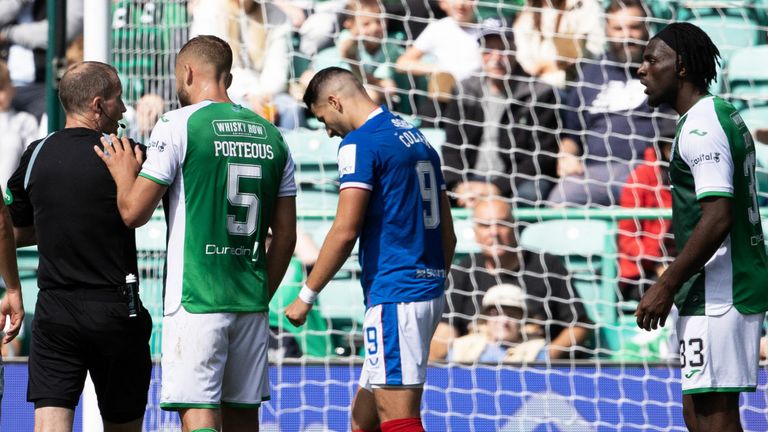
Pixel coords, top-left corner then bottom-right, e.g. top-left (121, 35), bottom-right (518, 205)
top-left (359, 296), bottom-right (445, 391)
top-left (677, 306), bottom-right (763, 395)
top-left (160, 306), bottom-right (270, 409)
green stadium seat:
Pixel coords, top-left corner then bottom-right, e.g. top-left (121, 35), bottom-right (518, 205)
top-left (283, 128), bottom-right (341, 167)
top-left (284, 128), bottom-right (341, 192)
top-left (686, 15), bottom-right (761, 93)
top-left (737, 107), bottom-right (768, 201)
top-left (134, 217), bottom-right (167, 358)
top-left (297, 188), bottom-right (339, 213)
top-left (519, 219), bottom-right (621, 355)
top-left (604, 314), bottom-right (674, 362)
top-left (452, 216), bottom-right (481, 256)
top-left (135, 217), bottom-right (167, 251)
top-left (269, 258), bottom-right (334, 357)
top-left (316, 278), bottom-right (366, 327)
top-left (420, 127), bottom-right (446, 160)
top-left (726, 46), bottom-right (768, 109)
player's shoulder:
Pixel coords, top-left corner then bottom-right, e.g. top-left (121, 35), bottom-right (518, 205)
top-left (680, 96), bottom-right (742, 149)
top-left (161, 101), bottom-right (211, 122)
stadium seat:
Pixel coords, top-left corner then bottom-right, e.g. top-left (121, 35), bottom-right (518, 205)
top-left (452, 216), bottom-right (481, 256)
top-left (686, 15), bottom-right (761, 93)
top-left (519, 219), bottom-right (620, 354)
top-left (283, 128), bottom-right (341, 191)
top-left (297, 187), bottom-right (339, 213)
top-left (135, 216), bottom-right (167, 358)
top-left (420, 127), bottom-right (446, 159)
top-left (737, 107), bottom-right (768, 201)
top-left (726, 46), bottom-right (768, 108)
top-left (316, 278), bottom-right (366, 326)
top-left (270, 258), bottom-right (334, 357)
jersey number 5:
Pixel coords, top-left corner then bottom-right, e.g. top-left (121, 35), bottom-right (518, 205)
top-left (416, 161), bottom-right (440, 229)
top-left (227, 163), bottom-right (261, 236)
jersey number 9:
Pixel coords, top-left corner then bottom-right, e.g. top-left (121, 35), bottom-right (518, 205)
top-left (416, 161), bottom-right (440, 229)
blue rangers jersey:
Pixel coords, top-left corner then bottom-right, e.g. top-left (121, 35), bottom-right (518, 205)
top-left (337, 106), bottom-right (447, 306)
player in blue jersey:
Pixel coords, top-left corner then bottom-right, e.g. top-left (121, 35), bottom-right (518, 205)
top-left (286, 67), bottom-right (457, 432)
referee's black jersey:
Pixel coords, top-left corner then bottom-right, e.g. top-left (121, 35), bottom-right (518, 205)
top-left (7, 128), bottom-right (140, 289)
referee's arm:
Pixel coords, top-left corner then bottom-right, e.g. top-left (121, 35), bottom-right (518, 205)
top-left (95, 135), bottom-right (167, 228)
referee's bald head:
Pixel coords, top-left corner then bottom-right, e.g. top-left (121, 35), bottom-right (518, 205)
top-left (302, 67), bottom-right (367, 109)
top-left (59, 61), bottom-right (120, 115)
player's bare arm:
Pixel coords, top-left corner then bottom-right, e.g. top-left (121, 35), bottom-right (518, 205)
top-left (266, 196), bottom-right (297, 301)
top-left (438, 191), bottom-right (457, 272)
top-left (636, 196), bottom-right (732, 331)
top-left (0, 200), bottom-right (23, 344)
top-left (285, 188), bottom-right (370, 326)
top-left (94, 134), bottom-right (167, 228)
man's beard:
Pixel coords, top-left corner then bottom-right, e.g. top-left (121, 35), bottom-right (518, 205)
top-left (177, 86), bottom-right (191, 107)
top-left (610, 42), bottom-right (644, 65)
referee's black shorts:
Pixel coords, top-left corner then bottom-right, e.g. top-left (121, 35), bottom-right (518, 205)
top-left (28, 286), bottom-right (153, 424)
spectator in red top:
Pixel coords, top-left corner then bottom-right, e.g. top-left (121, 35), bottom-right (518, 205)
top-left (617, 140), bottom-right (676, 302)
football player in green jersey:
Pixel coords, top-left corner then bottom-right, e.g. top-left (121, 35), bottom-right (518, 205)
top-left (637, 23), bottom-right (768, 432)
top-left (96, 36), bottom-right (297, 432)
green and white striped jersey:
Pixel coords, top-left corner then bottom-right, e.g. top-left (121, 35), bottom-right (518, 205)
top-left (670, 95), bottom-right (768, 316)
top-left (140, 101), bottom-right (296, 314)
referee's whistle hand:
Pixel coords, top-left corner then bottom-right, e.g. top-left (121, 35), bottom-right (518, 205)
top-left (635, 282), bottom-right (674, 332)
top-left (285, 298), bottom-right (312, 327)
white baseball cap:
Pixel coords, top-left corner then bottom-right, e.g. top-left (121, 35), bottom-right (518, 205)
top-left (482, 283), bottom-right (525, 310)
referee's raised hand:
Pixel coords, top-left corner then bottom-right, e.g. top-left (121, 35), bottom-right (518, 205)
top-left (94, 134), bottom-right (145, 182)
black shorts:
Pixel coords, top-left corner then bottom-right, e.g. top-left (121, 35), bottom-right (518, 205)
top-left (27, 286), bottom-right (153, 424)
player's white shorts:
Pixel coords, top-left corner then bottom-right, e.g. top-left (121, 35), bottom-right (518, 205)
top-left (359, 296), bottom-right (445, 391)
top-left (160, 306), bottom-right (270, 409)
top-left (677, 306), bottom-right (763, 395)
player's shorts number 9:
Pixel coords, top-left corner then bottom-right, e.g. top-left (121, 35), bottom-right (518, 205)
top-left (365, 327), bottom-right (378, 355)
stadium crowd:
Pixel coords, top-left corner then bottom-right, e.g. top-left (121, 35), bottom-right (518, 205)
top-left (1, 0), bottom-right (767, 363)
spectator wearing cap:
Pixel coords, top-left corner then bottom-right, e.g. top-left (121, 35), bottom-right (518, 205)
top-left (430, 198), bottom-right (592, 361)
top-left (447, 283), bottom-right (547, 363)
top-left (442, 23), bottom-right (560, 208)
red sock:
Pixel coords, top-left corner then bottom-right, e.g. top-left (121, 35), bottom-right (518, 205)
top-left (380, 418), bottom-right (425, 432)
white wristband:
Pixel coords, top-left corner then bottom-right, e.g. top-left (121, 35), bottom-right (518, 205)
top-left (298, 284), bottom-right (319, 305)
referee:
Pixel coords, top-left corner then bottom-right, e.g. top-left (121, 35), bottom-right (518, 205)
top-left (6, 62), bottom-right (151, 432)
